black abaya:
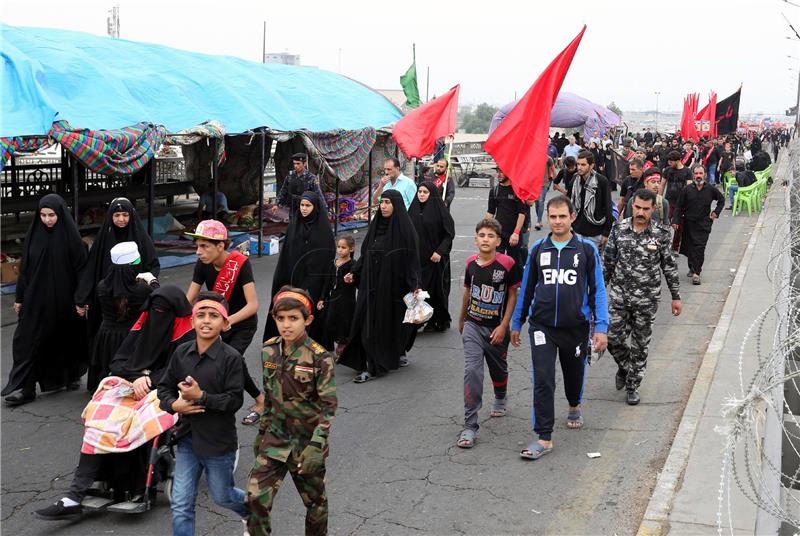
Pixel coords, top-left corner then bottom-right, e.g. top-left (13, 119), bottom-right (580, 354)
top-left (262, 191), bottom-right (335, 341)
top-left (109, 285), bottom-right (194, 386)
top-left (338, 189), bottom-right (421, 376)
top-left (88, 266), bottom-right (154, 391)
top-left (75, 198), bottom-right (160, 339)
top-left (408, 181), bottom-right (455, 330)
top-left (3, 194), bottom-right (89, 395)
top-left (315, 258), bottom-right (356, 350)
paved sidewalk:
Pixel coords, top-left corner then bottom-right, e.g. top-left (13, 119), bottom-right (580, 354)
top-left (638, 169), bottom-right (789, 534)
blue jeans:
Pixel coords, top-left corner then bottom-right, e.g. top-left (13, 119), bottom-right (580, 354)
top-left (728, 185), bottom-right (738, 206)
top-left (171, 435), bottom-right (247, 536)
top-left (706, 164), bottom-right (717, 185)
top-left (534, 181), bottom-right (552, 224)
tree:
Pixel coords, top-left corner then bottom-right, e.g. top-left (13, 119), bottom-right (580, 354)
top-left (459, 103), bottom-right (500, 134)
top-left (607, 101), bottom-right (623, 119)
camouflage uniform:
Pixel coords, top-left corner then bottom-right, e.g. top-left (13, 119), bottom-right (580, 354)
top-left (603, 217), bottom-right (680, 391)
top-left (246, 335), bottom-right (337, 536)
top-left (275, 170), bottom-right (326, 217)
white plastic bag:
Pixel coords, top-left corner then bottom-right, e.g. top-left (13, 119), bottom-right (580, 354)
top-left (403, 290), bottom-right (434, 324)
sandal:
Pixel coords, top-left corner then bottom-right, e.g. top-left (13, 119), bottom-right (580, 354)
top-left (520, 441), bottom-right (552, 460)
top-left (456, 429), bottom-right (476, 448)
top-left (242, 410), bottom-right (260, 426)
top-left (490, 397), bottom-right (507, 417)
top-left (566, 408), bottom-right (583, 429)
top-left (535, 223), bottom-right (542, 230)
top-left (353, 372), bottom-right (372, 383)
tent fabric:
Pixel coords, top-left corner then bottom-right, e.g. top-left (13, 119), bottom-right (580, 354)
top-left (164, 120), bottom-right (227, 166)
top-left (1, 24), bottom-right (403, 138)
top-left (50, 120), bottom-right (166, 176)
top-left (0, 136), bottom-right (52, 168)
top-left (304, 128), bottom-right (377, 181)
top-left (489, 92), bottom-right (620, 137)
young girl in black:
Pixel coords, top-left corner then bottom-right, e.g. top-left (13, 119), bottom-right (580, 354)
top-left (315, 235), bottom-right (357, 354)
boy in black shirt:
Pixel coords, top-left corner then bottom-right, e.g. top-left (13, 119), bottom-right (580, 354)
top-left (456, 219), bottom-right (521, 448)
top-left (186, 219), bottom-right (264, 425)
top-left (158, 292), bottom-right (247, 536)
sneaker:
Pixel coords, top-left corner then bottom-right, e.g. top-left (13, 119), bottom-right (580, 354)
top-left (399, 356), bottom-right (409, 367)
top-left (692, 274), bottom-right (701, 285)
top-left (243, 519), bottom-right (250, 536)
top-left (35, 499), bottom-right (83, 520)
top-left (626, 390), bottom-right (641, 405)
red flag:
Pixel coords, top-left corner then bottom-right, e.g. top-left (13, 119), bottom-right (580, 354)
top-left (694, 92), bottom-right (717, 137)
top-left (680, 93), bottom-right (700, 142)
top-left (483, 26), bottom-right (586, 201)
top-left (391, 85), bottom-right (460, 158)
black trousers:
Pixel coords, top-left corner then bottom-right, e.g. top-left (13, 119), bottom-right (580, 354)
top-left (222, 325), bottom-right (261, 399)
top-left (528, 322), bottom-right (589, 441)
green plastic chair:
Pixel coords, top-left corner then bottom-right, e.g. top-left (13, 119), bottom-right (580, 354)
top-left (732, 182), bottom-right (760, 216)
top-left (722, 171), bottom-right (738, 194)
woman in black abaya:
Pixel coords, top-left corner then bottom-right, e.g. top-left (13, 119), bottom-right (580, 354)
top-left (408, 181), bottom-right (455, 333)
top-left (75, 198), bottom-right (160, 344)
top-left (262, 191), bottom-right (335, 341)
top-left (3, 194), bottom-right (88, 405)
top-left (339, 189), bottom-right (421, 382)
top-left (87, 242), bottom-right (158, 391)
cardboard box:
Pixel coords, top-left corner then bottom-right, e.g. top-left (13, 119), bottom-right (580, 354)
top-left (1, 258), bottom-right (20, 284)
top-left (249, 236), bottom-right (279, 256)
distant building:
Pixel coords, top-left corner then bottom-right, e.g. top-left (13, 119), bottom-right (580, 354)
top-left (376, 89), bottom-right (406, 110)
top-left (264, 52), bottom-right (300, 65)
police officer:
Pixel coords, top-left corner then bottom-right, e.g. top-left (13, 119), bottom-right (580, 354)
top-left (247, 288), bottom-right (337, 536)
top-left (604, 188), bottom-right (682, 405)
top-left (273, 153), bottom-right (326, 219)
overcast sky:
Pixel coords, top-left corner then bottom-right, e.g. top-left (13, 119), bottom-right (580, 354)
top-left (1, 0), bottom-right (795, 115)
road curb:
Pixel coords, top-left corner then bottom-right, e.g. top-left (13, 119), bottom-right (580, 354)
top-left (636, 194), bottom-right (771, 536)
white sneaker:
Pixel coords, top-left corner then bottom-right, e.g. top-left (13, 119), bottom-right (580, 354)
top-left (242, 519), bottom-right (250, 536)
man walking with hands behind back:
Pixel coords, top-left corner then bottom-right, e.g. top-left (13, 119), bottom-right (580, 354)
top-left (604, 188), bottom-right (682, 405)
top-left (673, 165), bottom-right (725, 285)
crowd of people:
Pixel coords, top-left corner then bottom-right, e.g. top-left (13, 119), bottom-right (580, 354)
top-left (2, 127), bottom-right (785, 533)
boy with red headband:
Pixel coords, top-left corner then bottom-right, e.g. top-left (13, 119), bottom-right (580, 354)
top-left (157, 291), bottom-right (248, 536)
top-left (247, 286), bottom-right (337, 536)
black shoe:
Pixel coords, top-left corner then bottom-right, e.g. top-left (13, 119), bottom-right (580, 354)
top-left (626, 390), bottom-right (640, 405)
top-left (66, 381), bottom-right (81, 391)
top-left (399, 356), bottom-right (409, 367)
top-left (4, 391), bottom-right (35, 406)
top-left (615, 371), bottom-right (625, 391)
top-left (35, 500), bottom-right (83, 520)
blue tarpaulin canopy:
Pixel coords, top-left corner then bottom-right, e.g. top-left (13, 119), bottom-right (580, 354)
top-left (0, 24), bottom-right (403, 138)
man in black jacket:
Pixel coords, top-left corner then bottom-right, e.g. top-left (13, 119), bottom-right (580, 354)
top-left (567, 150), bottom-right (613, 251)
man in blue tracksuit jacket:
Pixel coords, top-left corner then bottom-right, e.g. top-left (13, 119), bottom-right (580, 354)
top-left (511, 195), bottom-right (609, 460)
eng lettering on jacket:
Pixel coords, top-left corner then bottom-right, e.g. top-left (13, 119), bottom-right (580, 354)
top-left (542, 268), bottom-right (578, 285)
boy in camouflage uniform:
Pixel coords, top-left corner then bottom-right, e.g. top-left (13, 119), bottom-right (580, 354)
top-left (603, 188), bottom-right (682, 406)
top-left (246, 286), bottom-right (337, 536)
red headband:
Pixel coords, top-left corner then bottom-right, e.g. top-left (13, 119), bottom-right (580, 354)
top-left (273, 291), bottom-right (312, 314)
top-left (192, 299), bottom-right (229, 320)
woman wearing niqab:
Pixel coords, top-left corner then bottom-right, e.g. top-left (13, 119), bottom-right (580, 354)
top-left (262, 191), bottom-right (335, 342)
top-left (408, 181), bottom-right (455, 333)
top-left (338, 189), bottom-right (421, 381)
top-left (3, 194), bottom-right (89, 405)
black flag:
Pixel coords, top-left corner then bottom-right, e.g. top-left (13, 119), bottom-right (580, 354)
top-left (715, 88), bottom-right (741, 135)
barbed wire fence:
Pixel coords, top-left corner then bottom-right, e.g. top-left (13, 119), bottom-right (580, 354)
top-left (717, 138), bottom-right (800, 535)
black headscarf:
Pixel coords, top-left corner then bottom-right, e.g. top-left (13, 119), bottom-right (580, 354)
top-left (2, 194), bottom-right (89, 395)
top-left (109, 285), bottom-right (193, 384)
top-left (338, 189), bottom-right (421, 374)
top-left (408, 181), bottom-right (455, 262)
top-left (262, 191), bottom-right (335, 341)
top-left (75, 198), bottom-right (159, 305)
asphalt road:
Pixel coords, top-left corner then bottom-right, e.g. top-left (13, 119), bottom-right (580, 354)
top-left (0, 184), bottom-right (755, 535)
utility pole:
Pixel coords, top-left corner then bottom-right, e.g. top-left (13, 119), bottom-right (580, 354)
top-left (655, 91), bottom-right (661, 133)
top-left (106, 5), bottom-right (120, 38)
top-left (338, 48), bottom-right (342, 73)
top-left (426, 66), bottom-right (430, 102)
top-left (262, 21), bottom-right (266, 63)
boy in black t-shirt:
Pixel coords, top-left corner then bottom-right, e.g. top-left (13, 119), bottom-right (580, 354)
top-left (185, 219), bottom-right (264, 425)
top-left (456, 219), bottom-right (521, 448)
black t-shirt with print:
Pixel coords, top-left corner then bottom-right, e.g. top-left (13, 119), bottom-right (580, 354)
top-left (463, 253), bottom-right (522, 328)
top-left (192, 257), bottom-right (257, 329)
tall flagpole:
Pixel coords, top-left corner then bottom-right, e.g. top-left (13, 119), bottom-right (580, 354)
top-left (442, 134), bottom-right (455, 200)
top-left (426, 66), bottom-right (430, 102)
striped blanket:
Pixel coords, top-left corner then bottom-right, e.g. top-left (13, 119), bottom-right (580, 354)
top-left (81, 376), bottom-right (178, 455)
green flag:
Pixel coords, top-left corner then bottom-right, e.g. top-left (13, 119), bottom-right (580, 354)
top-left (400, 62), bottom-right (421, 109)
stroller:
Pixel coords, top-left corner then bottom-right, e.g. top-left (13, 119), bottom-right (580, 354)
top-left (81, 429), bottom-right (176, 514)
